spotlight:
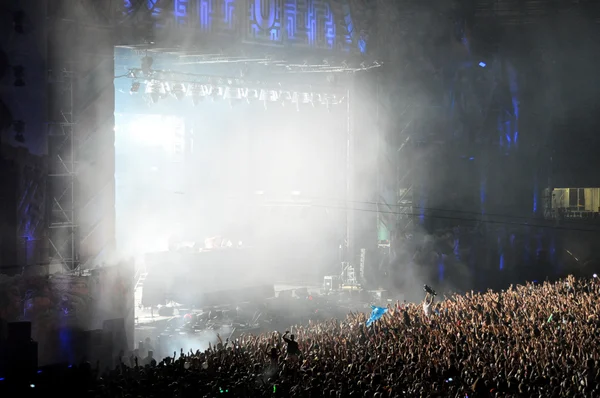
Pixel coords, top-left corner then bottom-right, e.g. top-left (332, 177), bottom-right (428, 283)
top-left (141, 56), bottom-right (154, 75)
top-left (268, 90), bottom-right (279, 102)
top-left (13, 65), bottom-right (25, 86)
top-left (130, 81), bottom-right (141, 94)
top-left (280, 91), bottom-right (292, 107)
top-left (188, 84), bottom-right (206, 106)
top-left (169, 82), bottom-right (186, 100)
top-left (247, 89), bottom-right (258, 103)
top-left (225, 87), bottom-right (243, 106)
top-left (211, 87), bottom-right (223, 101)
top-left (258, 89), bottom-right (268, 102)
top-left (145, 80), bottom-right (166, 104)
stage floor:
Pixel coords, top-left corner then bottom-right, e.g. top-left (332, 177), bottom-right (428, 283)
top-left (135, 282), bottom-right (322, 326)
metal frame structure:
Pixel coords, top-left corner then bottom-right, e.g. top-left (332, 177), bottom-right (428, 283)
top-left (47, 67), bottom-right (78, 271)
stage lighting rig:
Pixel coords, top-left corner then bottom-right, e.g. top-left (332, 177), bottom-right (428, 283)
top-left (121, 67), bottom-right (346, 109)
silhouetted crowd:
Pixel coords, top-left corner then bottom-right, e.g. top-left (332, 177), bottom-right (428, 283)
top-left (6, 276), bottom-right (600, 397)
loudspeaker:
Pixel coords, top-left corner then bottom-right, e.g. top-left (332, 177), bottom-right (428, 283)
top-left (8, 321), bottom-right (31, 342)
top-left (6, 340), bottom-right (38, 379)
top-left (90, 329), bottom-right (104, 346)
top-left (103, 318), bottom-right (127, 353)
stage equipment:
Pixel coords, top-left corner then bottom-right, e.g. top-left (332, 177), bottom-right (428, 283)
top-left (121, 68), bottom-right (350, 109)
top-left (341, 261), bottom-right (358, 286)
top-left (142, 249), bottom-right (275, 307)
top-left (359, 248), bottom-right (366, 280)
top-left (323, 275), bottom-right (340, 292)
top-left (129, 81), bottom-right (140, 93)
top-left (145, 79), bottom-right (166, 103)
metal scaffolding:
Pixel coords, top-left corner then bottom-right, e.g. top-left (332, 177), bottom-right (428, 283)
top-left (47, 67), bottom-right (78, 271)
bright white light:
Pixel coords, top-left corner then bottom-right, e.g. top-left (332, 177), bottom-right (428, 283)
top-left (127, 115), bottom-right (184, 153)
top-left (594, 274), bottom-right (598, 278)
top-left (255, 190), bottom-right (264, 195)
top-left (291, 191), bottom-right (301, 196)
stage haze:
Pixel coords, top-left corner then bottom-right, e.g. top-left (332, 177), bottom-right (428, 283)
top-left (114, 48), bottom-right (348, 286)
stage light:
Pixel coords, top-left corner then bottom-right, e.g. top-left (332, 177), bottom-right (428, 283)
top-left (258, 89), bottom-right (268, 102)
top-left (189, 83), bottom-right (208, 106)
top-left (130, 81), bottom-right (141, 94)
top-left (280, 91), bottom-right (293, 107)
top-left (478, 62), bottom-right (486, 68)
top-left (145, 80), bottom-right (166, 103)
top-left (268, 90), bottom-right (279, 102)
top-left (169, 82), bottom-right (186, 100)
top-left (300, 92), bottom-right (314, 105)
top-left (247, 89), bottom-right (259, 103)
top-left (13, 65), bottom-right (25, 86)
top-left (211, 86), bottom-right (223, 101)
top-left (225, 87), bottom-right (243, 106)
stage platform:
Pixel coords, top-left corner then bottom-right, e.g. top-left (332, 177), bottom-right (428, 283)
top-left (135, 282), bottom-right (322, 326)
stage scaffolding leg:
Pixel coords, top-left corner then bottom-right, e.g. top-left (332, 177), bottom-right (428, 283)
top-left (346, 86), bottom-right (355, 268)
top-left (47, 64), bottom-right (78, 272)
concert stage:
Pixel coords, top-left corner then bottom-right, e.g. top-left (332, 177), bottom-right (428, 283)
top-left (112, 43), bottom-right (372, 285)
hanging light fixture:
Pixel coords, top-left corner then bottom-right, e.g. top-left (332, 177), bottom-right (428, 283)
top-left (169, 82), bottom-right (186, 100)
top-left (145, 79), bottom-right (166, 103)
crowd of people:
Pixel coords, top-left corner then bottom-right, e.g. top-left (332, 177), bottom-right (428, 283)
top-left (5, 275), bottom-right (600, 397)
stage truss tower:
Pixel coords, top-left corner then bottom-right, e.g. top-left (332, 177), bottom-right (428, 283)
top-left (47, 66), bottom-right (77, 271)
top-left (47, 0), bottom-right (116, 272)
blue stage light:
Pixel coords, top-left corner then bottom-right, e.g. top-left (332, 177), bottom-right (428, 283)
top-left (478, 62), bottom-right (486, 68)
